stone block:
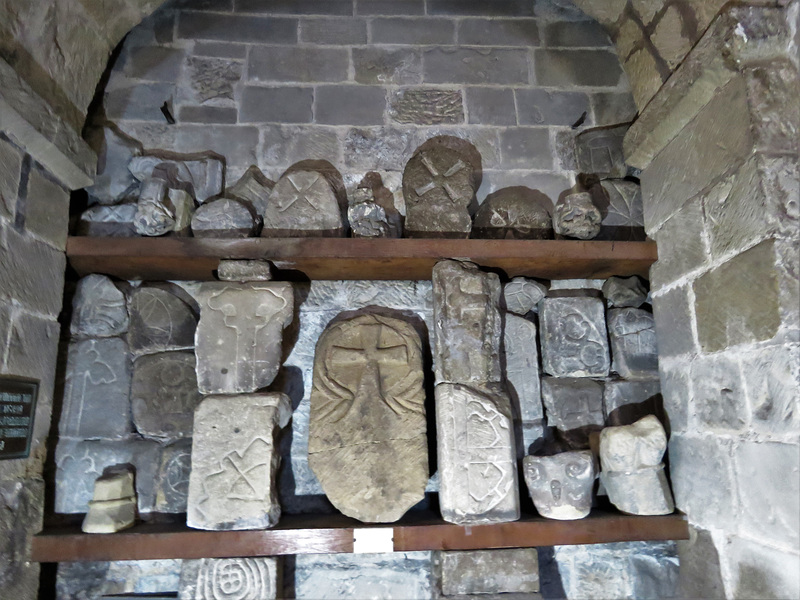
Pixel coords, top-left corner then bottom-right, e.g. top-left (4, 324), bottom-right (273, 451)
top-left (591, 91), bottom-right (638, 126)
top-left (154, 439), bottom-right (192, 514)
top-left (541, 377), bottom-right (604, 447)
top-left (458, 18), bottom-right (540, 46)
top-left (465, 87), bottom-right (516, 126)
top-left (0, 136), bottom-right (22, 220)
top-left (352, 47), bottom-right (422, 85)
top-left (128, 286), bottom-right (198, 355)
top-left (0, 479), bottom-right (43, 599)
top-left (523, 452), bottom-right (594, 520)
top-left (423, 48), bottom-right (529, 85)
top-left (504, 314), bottom-right (543, 422)
top-left (57, 559), bottom-right (181, 598)
top-left (389, 88), bottom-right (463, 125)
top-left (184, 56), bottom-right (242, 103)
top-left (499, 127), bottom-right (553, 170)
top-left (300, 17), bottom-right (367, 44)
top-left (503, 277), bottom-right (547, 315)
top-left (187, 393), bottom-right (291, 530)
top-left (237, 0), bottom-right (352, 14)
top-left (651, 6), bottom-right (693, 69)
top-left (260, 125), bottom-right (341, 170)
top-left (516, 88), bottom-right (590, 126)
top-left (604, 379), bottom-right (662, 427)
top-left (539, 296), bottom-right (610, 377)
top-left (125, 46), bottom-right (185, 81)
top-left (104, 82), bottom-right (176, 121)
top-left (218, 259), bottom-right (273, 282)
top-left (595, 184), bottom-right (646, 241)
top-left (602, 276), bottom-right (647, 309)
top-left (575, 124), bottom-right (627, 179)
top-left (193, 41), bottom-right (248, 59)
top-left (315, 85), bottom-right (386, 126)
top-left (657, 357), bottom-right (690, 433)
top-left (357, 0), bottom-right (425, 14)
top-left (623, 47), bottom-right (663, 111)
top-left (651, 284), bottom-right (695, 358)
top-left (441, 549), bottom-right (540, 594)
top-left (473, 186), bottom-right (553, 239)
top-left (178, 12), bottom-right (298, 43)
top-left (191, 198), bottom-right (258, 238)
top-left (263, 167), bottom-right (345, 236)
top-left (690, 352), bottom-right (747, 430)
top-left (534, 49), bottom-right (623, 87)
top-left (544, 21), bottom-right (611, 47)
top-left (225, 165), bottom-right (275, 217)
top-left (676, 526), bottom-right (725, 599)
top-left (249, 46), bottom-right (348, 83)
top-left (77, 204), bottom-right (138, 237)
top-left (371, 17), bottom-right (455, 44)
top-left (727, 535), bottom-right (800, 600)
top-left (240, 86), bottom-right (314, 123)
top-left (70, 275), bottom-right (129, 339)
top-left (60, 338), bottom-right (133, 440)
top-left (179, 106), bottom-right (237, 124)
top-left (428, 0), bottom-right (534, 16)
top-left (56, 561), bottom-right (111, 600)
top-left (607, 308), bottom-right (659, 379)
top-left (649, 198), bottom-right (708, 288)
top-left (179, 558), bottom-right (278, 599)
top-left (740, 344), bottom-right (800, 434)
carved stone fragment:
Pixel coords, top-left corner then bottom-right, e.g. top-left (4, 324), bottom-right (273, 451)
top-left (602, 276), bottom-right (648, 308)
top-left (262, 169), bottom-right (345, 237)
top-left (226, 164), bottom-right (275, 217)
top-left (131, 352), bottom-right (202, 441)
top-left (70, 275), bottom-right (129, 339)
top-left (179, 558), bottom-right (278, 600)
top-left (218, 260), bottom-right (273, 282)
top-left (134, 178), bottom-right (172, 236)
top-left (523, 451), bottom-right (595, 520)
top-left (82, 466), bottom-right (137, 533)
top-left (540, 296), bottom-right (610, 377)
top-left (435, 383), bottom-right (520, 524)
top-left (195, 282), bottom-right (293, 394)
top-left (575, 124), bottom-right (628, 179)
top-left (599, 415), bottom-right (675, 515)
top-left (155, 439), bottom-right (192, 513)
top-left (350, 172), bottom-right (403, 237)
top-left (432, 260), bottom-right (502, 385)
top-left (541, 377), bottom-right (605, 448)
top-left (348, 200), bottom-right (391, 238)
top-left (440, 548), bottom-right (540, 595)
top-left (472, 187), bottom-right (553, 239)
top-left (553, 191), bottom-right (602, 240)
top-left (77, 204), bottom-right (138, 237)
top-left (503, 277), bottom-right (548, 315)
top-left (128, 286), bottom-right (198, 355)
top-left (308, 313), bottom-right (428, 523)
top-left (604, 379), bottom-right (663, 427)
top-left (595, 180), bottom-right (646, 241)
top-left (129, 154), bottom-right (224, 203)
top-left (191, 198), bottom-right (259, 238)
top-left (608, 308), bottom-right (659, 379)
top-left (503, 314), bottom-right (543, 423)
top-left (187, 393), bottom-right (291, 530)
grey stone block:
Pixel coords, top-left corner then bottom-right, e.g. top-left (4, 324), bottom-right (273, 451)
top-left (56, 561), bottom-right (111, 600)
top-left (604, 379), bottom-right (662, 427)
top-left (128, 286), bottom-right (198, 355)
top-left (676, 527), bottom-right (726, 600)
top-left (441, 549), bottom-right (540, 594)
top-left (84, 125), bottom-right (142, 206)
top-left (353, 47), bottom-right (422, 85)
top-left (155, 439), bottom-right (192, 514)
top-left (458, 18), bottom-right (540, 46)
top-left (575, 124), bottom-right (628, 178)
top-left (423, 48), bottom-right (529, 85)
top-left (516, 88), bottom-right (590, 126)
top-left (504, 314), bottom-right (543, 421)
top-left (534, 50), bottom-right (623, 87)
top-left (193, 41), bottom-right (247, 59)
top-left (651, 285), bottom-right (695, 358)
top-left (0, 479), bottom-right (43, 599)
top-left (592, 92), bottom-right (638, 126)
top-left (261, 124), bottom-right (341, 168)
top-left (649, 201), bottom-right (708, 288)
top-left (24, 168), bottom-right (69, 250)
top-left (543, 21), bottom-right (611, 47)
top-left (499, 128), bottom-right (553, 169)
top-left (179, 558), bottom-right (279, 599)
top-left (0, 136), bottom-right (22, 220)
top-left (57, 559), bottom-right (181, 598)
top-left (184, 56), bottom-right (242, 103)
top-left (356, 0), bottom-right (424, 14)
top-left (541, 377), bottom-right (604, 447)
top-left (300, 17), bottom-right (367, 44)
top-left (727, 535), bottom-right (800, 600)
top-left (236, 0), bottom-right (353, 14)
top-left (389, 88), bottom-right (463, 125)
top-left (370, 17), bottom-right (455, 44)
top-left (104, 82), bottom-right (176, 121)
top-left (740, 344), bottom-right (800, 433)
top-left (125, 46), bottom-right (186, 81)
top-left (249, 46), bottom-right (348, 83)
top-left (690, 352), bottom-right (747, 431)
top-left (0, 228), bottom-right (64, 315)
top-left (657, 358), bottom-right (690, 433)
top-left (465, 87), bottom-right (516, 125)
top-left (344, 127), bottom-right (418, 170)
top-left (240, 86), bottom-right (314, 123)
top-left (428, 0), bottom-right (534, 16)
top-left (178, 106), bottom-right (237, 124)
top-left (315, 86), bottom-right (386, 125)
top-left (178, 12), bottom-right (298, 43)
top-left (539, 296), bottom-right (610, 377)
top-left (608, 308), bottom-right (659, 379)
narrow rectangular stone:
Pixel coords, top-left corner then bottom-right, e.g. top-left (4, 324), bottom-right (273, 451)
top-left (178, 105), bottom-right (237, 124)
top-left (240, 86), bottom-right (313, 123)
top-left (193, 41), bottom-right (247, 59)
top-left (0, 136), bottom-right (23, 220)
top-left (575, 124), bottom-right (628, 178)
top-left (465, 87), bottom-right (516, 125)
top-left (124, 46), bottom-right (186, 81)
top-left (607, 308), bottom-right (659, 379)
top-left (541, 377), bottom-right (604, 446)
top-left (690, 352), bottom-right (747, 431)
top-left (428, 0), bottom-right (534, 16)
top-left (658, 357), bottom-right (690, 433)
top-left (534, 49), bottom-right (623, 87)
top-left (356, 0), bottom-right (424, 14)
top-left (178, 12), bottom-right (298, 43)
top-left (544, 21), bottom-right (611, 47)
top-left (315, 85), bottom-right (386, 125)
top-left (423, 48), bottom-right (529, 85)
top-left (104, 82), bottom-right (177, 121)
top-left (499, 127), bottom-right (553, 170)
top-left (651, 284), bottom-right (695, 358)
top-left (458, 18), bottom-right (540, 46)
top-left (649, 199), bottom-right (709, 290)
top-left (516, 88), bottom-right (590, 126)
top-left (24, 168), bottom-right (69, 250)
top-left (179, 558), bottom-right (279, 599)
top-left (441, 549), bottom-right (539, 594)
top-left (503, 314), bottom-right (543, 421)
top-left (371, 17), bottom-right (455, 44)
top-left (300, 17), bottom-right (367, 44)
top-left (389, 88), bottom-right (463, 125)
top-left (236, 0), bottom-right (353, 14)
top-left (155, 439), bottom-right (192, 513)
top-left (248, 46), bottom-right (349, 83)
top-left (539, 296), bottom-right (610, 377)
top-left (353, 47), bottom-right (422, 85)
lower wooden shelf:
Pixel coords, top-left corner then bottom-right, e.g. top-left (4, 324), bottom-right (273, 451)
top-left (32, 511), bottom-right (688, 563)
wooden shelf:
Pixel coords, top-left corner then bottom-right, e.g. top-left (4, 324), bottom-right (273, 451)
top-left (66, 237), bottom-right (657, 281)
top-left (32, 511), bottom-right (688, 563)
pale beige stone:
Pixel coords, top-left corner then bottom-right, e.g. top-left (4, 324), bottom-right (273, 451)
top-left (82, 467), bottom-right (137, 534)
top-left (652, 6), bottom-right (694, 69)
top-left (624, 48), bottom-right (665, 111)
top-left (616, 18), bottom-right (644, 61)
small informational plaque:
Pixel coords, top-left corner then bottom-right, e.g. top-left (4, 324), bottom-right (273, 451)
top-left (0, 377), bottom-right (38, 460)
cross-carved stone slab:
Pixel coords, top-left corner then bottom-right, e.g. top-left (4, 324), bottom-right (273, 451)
top-left (309, 313), bottom-right (428, 523)
top-left (261, 170), bottom-right (345, 237)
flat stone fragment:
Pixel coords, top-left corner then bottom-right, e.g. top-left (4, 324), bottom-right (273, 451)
top-left (403, 145), bottom-right (475, 238)
top-left (225, 164), bottom-right (275, 217)
top-left (85, 126), bottom-right (142, 205)
top-left (262, 169), bottom-right (345, 237)
top-left (390, 88), bottom-right (464, 125)
top-left (432, 260), bottom-right (502, 385)
top-left (540, 296), bottom-right (610, 377)
top-left (595, 180), bottom-right (646, 241)
top-left (76, 204), bottom-right (139, 237)
top-left (553, 191), bottom-right (602, 239)
top-left (602, 276), bottom-right (648, 308)
top-left (435, 383), bottom-right (520, 525)
top-left (217, 259), bottom-right (273, 282)
top-left (575, 124), bottom-right (628, 179)
top-left (348, 200), bottom-right (392, 238)
top-left (131, 351), bottom-right (202, 441)
top-left (308, 313), bottom-right (428, 523)
top-left (129, 154), bottom-right (224, 203)
top-left (70, 274), bottom-right (129, 338)
top-left (441, 548), bottom-right (539, 595)
top-left (604, 379), bottom-right (663, 427)
top-left (600, 415), bottom-right (675, 515)
top-left (155, 439), bottom-right (192, 513)
top-left (179, 558), bottom-right (279, 600)
top-left (128, 286), bottom-right (198, 354)
top-left (60, 338), bottom-right (133, 439)
top-left (504, 314), bottom-right (543, 422)
top-left (503, 277), bottom-right (548, 315)
top-left (523, 451), bottom-right (595, 520)
top-left (541, 377), bottom-right (605, 448)
top-left (472, 186), bottom-right (554, 239)
top-left (195, 282), bottom-right (293, 394)
top-left (187, 393), bottom-right (291, 530)
top-left (82, 467), bottom-right (137, 533)
top-left (350, 172), bottom-right (403, 237)
top-left (191, 198), bottom-right (258, 238)
top-left (608, 308), bottom-right (659, 379)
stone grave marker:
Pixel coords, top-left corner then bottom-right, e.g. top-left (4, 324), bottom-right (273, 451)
top-left (503, 277), bottom-right (547, 315)
top-left (608, 308), bottom-right (659, 379)
top-left (128, 286), bottom-right (198, 355)
top-left (155, 439), bottom-right (192, 513)
top-left (575, 124), bottom-right (628, 179)
top-left (540, 296), bottom-right (610, 377)
top-left (472, 186), bottom-right (553, 239)
top-left (503, 313), bottom-right (543, 423)
top-left (261, 169), bottom-right (345, 237)
top-left (191, 198), bottom-right (259, 238)
top-left (179, 558), bottom-right (278, 600)
top-left (70, 275), bottom-right (129, 339)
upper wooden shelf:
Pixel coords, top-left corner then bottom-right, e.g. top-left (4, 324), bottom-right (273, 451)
top-left (32, 511), bottom-right (688, 563)
top-left (66, 237), bottom-right (657, 281)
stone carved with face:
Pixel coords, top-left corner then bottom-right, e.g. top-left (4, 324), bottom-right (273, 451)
top-left (523, 451), bottom-right (596, 520)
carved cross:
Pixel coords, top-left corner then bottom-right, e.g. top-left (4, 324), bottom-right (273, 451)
top-left (329, 324), bottom-right (408, 395)
top-left (414, 152), bottom-right (469, 203)
top-left (277, 172), bottom-right (324, 213)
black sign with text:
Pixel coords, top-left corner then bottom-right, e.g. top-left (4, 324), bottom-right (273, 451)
top-left (0, 377), bottom-right (38, 460)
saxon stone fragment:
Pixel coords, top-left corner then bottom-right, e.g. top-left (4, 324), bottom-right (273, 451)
top-left (575, 124), bottom-right (628, 178)
top-left (308, 313), bottom-right (428, 523)
top-left (187, 393), bottom-right (291, 530)
top-left (435, 383), bottom-right (520, 524)
top-left (128, 286), bottom-right (198, 354)
top-left (155, 439), bottom-right (192, 513)
top-left (82, 466), bottom-right (137, 534)
top-left (167, 188), bottom-right (195, 234)
top-left (262, 169), bottom-right (345, 237)
top-left (226, 164), bottom-right (275, 217)
top-left (85, 125), bottom-right (143, 205)
top-left (191, 198), bottom-right (259, 238)
top-left (440, 549), bottom-right (540, 595)
top-left (472, 186), bottom-right (554, 239)
top-left (131, 352), bottom-right (202, 441)
top-left (523, 451), bottom-right (595, 519)
top-left (503, 277), bottom-right (548, 315)
top-left (129, 153), bottom-right (225, 203)
top-left (432, 260), bottom-right (502, 385)
top-left (60, 338), bottom-right (133, 439)
top-left (217, 259), bottom-right (273, 282)
top-left (603, 275), bottom-right (648, 308)
top-left (541, 377), bottom-right (605, 448)
top-left (595, 180), bottom-right (646, 241)
top-left (390, 88), bottom-right (464, 125)
top-left (348, 199), bottom-right (392, 238)
top-left (76, 204), bottom-right (138, 237)
top-left (195, 282), bottom-right (293, 394)
top-left (604, 379), bottom-right (663, 427)
top-left (553, 191), bottom-right (602, 239)
top-left (503, 314), bottom-right (543, 423)
top-left (179, 558), bottom-right (279, 600)
top-left (414, 134), bottom-right (483, 189)
top-left (350, 172), bottom-right (403, 237)
top-left (608, 308), bottom-right (659, 379)
top-left (540, 296), bottom-right (610, 377)
top-left (134, 178), bottom-right (172, 236)
top-left (70, 274), bottom-right (129, 338)
top-left (599, 415), bottom-right (675, 515)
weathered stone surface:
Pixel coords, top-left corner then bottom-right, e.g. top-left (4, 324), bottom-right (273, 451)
top-left (595, 180), bottom-right (646, 241)
top-left (309, 313), bottom-right (427, 523)
top-left (504, 314), bottom-right (543, 423)
top-left (604, 379), bottom-right (662, 427)
top-left (541, 377), bottom-right (604, 448)
top-left (540, 296), bottom-right (610, 377)
top-left (131, 351), bottom-right (202, 441)
top-left (441, 548), bottom-right (540, 594)
top-left (677, 527), bottom-right (726, 600)
top-left (187, 393), bottom-right (291, 530)
top-left (472, 186), bottom-right (554, 239)
top-left (741, 344), bottom-right (800, 434)
top-left (57, 559), bottom-right (181, 599)
top-left (134, 178), bottom-right (172, 237)
top-left (608, 308), bottom-right (659, 379)
top-left (728, 535), bottom-right (800, 600)
top-left (225, 164), bottom-right (274, 217)
top-left (60, 338), bottom-right (133, 439)
top-left (403, 145), bottom-right (475, 238)
top-left (503, 277), bottom-right (548, 316)
top-left (602, 276), bottom-right (648, 308)
top-left (262, 169), bottom-right (345, 237)
top-left (0, 478), bottom-right (43, 598)
top-left (195, 282), bottom-right (293, 394)
top-left (390, 88), bottom-right (463, 125)
top-left (186, 55), bottom-right (242, 103)
top-left (432, 260), bottom-right (502, 385)
top-left (76, 204), bottom-right (139, 237)
top-left (348, 200), bottom-right (392, 238)
top-left (217, 259), bottom-right (273, 282)
top-left (599, 415), bottom-right (674, 515)
top-left (553, 191), bottom-right (602, 239)
top-left (191, 198), bottom-right (258, 238)
top-left (85, 125), bottom-right (142, 205)
top-left (651, 284), bottom-right (696, 357)
top-left (523, 451), bottom-right (595, 520)
top-left (129, 154), bottom-right (224, 203)
top-left (82, 466), bottom-right (136, 533)
top-left (155, 439), bottom-right (192, 513)
top-left (575, 124), bottom-right (628, 178)
top-left (179, 558), bottom-right (278, 600)
top-left (128, 286), bottom-right (198, 354)
top-left (70, 275), bottom-right (129, 339)
top-left (435, 383), bottom-right (519, 524)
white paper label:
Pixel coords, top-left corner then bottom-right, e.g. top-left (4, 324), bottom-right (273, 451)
top-left (353, 528), bottom-right (394, 554)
